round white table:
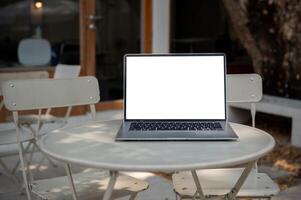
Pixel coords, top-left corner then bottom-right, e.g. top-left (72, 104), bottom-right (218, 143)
top-left (38, 120), bottom-right (275, 200)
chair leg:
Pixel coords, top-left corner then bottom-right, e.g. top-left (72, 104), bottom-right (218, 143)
top-left (27, 141), bottom-right (36, 167)
top-left (177, 194), bottom-right (185, 200)
top-left (175, 193), bottom-right (180, 200)
top-left (65, 163), bottom-right (78, 200)
top-left (191, 170), bottom-right (206, 200)
top-left (22, 143), bottom-right (34, 183)
top-left (129, 192), bottom-right (138, 200)
top-left (12, 141), bottom-right (33, 175)
top-left (103, 171), bottom-right (118, 200)
top-left (18, 142), bottom-right (32, 200)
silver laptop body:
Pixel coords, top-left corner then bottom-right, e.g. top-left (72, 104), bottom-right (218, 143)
top-left (116, 53), bottom-right (238, 141)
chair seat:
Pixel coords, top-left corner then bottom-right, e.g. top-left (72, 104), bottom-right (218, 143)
top-left (31, 170), bottom-right (149, 200)
top-left (0, 129), bottom-right (33, 145)
top-left (14, 114), bottom-right (65, 125)
top-left (172, 168), bottom-right (279, 198)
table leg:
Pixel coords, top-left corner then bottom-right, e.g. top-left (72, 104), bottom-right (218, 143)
top-left (65, 163), bottom-right (78, 200)
top-left (191, 170), bottom-right (206, 200)
top-left (103, 171), bottom-right (118, 200)
top-left (225, 160), bottom-right (256, 200)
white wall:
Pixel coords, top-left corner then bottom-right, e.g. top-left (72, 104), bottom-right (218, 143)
top-left (152, 0), bottom-right (170, 53)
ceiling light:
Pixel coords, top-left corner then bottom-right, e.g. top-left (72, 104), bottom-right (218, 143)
top-left (34, 1), bottom-right (43, 9)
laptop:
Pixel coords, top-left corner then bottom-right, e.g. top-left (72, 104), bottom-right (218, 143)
top-left (116, 53), bottom-right (238, 141)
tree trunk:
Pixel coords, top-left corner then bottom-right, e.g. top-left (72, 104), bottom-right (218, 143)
top-left (222, 0), bottom-right (301, 99)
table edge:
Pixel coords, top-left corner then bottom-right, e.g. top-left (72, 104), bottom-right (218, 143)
top-left (38, 121), bottom-right (275, 172)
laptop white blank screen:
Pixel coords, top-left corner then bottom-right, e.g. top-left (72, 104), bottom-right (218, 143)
top-left (125, 55), bottom-right (226, 120)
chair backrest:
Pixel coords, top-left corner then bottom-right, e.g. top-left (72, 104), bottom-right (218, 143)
top-left (18, 38), bottom-right (51, 66)
top-left (53, 64), bottom-right (81, 79)
top-left (2, 76), bottom-right (99, 111)
top-left (227, 74), bottom-right (262, 103)
top-left (227, 73), bottom-right (262, 128)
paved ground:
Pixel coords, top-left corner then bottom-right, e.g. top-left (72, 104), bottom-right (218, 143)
top-left (1, 109), bottom-right (301, 199)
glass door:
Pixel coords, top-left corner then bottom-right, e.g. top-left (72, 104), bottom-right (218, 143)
top-left (94, 0), bottom-right (141, 101)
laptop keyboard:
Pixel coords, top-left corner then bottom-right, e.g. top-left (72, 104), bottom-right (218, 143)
top-left (129, 122), bottom-right (223, 131)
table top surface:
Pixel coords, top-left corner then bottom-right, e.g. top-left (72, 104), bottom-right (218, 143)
top-left (38, 120), bottom-right (275, 172)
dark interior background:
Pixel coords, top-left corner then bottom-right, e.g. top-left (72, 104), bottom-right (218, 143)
top-left (170, 0), bottom-right (253, 74)
top-left (0, 0), bottom-right (270, 101)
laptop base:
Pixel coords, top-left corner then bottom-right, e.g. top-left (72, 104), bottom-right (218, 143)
top-left (116, 121), bottom-right (238, 141)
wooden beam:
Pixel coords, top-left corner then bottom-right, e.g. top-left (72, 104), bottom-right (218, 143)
top-left (142, 0), bottom-right (152, 53)
top-left (80, 0), bottom-right (96, 76)
top-left (95, 100), bottom-right (123, 111)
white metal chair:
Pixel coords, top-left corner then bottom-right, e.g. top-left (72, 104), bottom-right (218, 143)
top-left (18, 38), bottom-right (51, 66)
top-left (10, 64), bottom-right (81, 173)
top-left (0, 71), bottom-right (49, 177)
top-left (172, 74), bottom-right (279, 200)
top-left (2, 76), bottom-right (148, 200)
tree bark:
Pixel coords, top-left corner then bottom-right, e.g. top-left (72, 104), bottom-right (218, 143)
top-left (222, 0), bottom-right (263, 74)
top-left (222, 0), bottom-right (301, 98)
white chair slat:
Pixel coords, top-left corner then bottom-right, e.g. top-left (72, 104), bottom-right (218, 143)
top-left (227, 74), bottom-right (262, 103)
top-left (2, 76), bottom-right (99, 111)
top-left (0, 71), bottom-right (49, 96)
top-left (53, 64), bottom-right (81, 79)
